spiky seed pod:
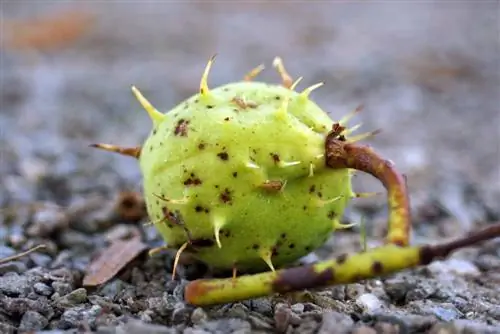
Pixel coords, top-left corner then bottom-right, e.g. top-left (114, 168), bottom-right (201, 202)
top-left (141, 57), bottom-right (359, 274)
top-left (93, 56), bottom-right (367, 274)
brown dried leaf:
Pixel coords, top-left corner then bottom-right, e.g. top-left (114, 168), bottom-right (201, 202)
top-left (2, 9), bottom-right (95, 53)
top-left (83, 237), bottom-right (148, 287)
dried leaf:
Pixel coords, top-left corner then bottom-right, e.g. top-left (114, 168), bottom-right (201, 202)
top-left (83, 237), bottom-right (148, 287)
top-left (2, 9), bottom-right (95, 53)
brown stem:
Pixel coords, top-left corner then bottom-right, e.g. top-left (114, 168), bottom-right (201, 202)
top-left (0, 244), bottom-right (47, 265)
top-left (325, 132), bottom-right (410, 246)
top-left (419, 222), bottom-right (500, 265)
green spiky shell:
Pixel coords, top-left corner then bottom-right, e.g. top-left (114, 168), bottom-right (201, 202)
top-left (139, 81), bottom-right (353, 273)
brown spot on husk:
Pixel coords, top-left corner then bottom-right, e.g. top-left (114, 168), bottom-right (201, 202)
top-left (174, 119), bottom-right (190, 136)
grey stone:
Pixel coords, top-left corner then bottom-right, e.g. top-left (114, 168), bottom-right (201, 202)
top-left (34, 282), bottom-right (54, 297)
top-left (55, 288), bottom-right (88, 307)
top-left (0, 273), bottom-right (34, 297)
top-left (19, 311), bottom-right (48, 331)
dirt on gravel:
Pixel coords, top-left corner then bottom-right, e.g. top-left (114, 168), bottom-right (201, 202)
top-left (1, 1), bottom-right (499, 334)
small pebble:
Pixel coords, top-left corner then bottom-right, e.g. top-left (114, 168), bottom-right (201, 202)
top-left (50, 250), bottom-right (74, 269)
top-left (345, 283), bottom-right (367, 299)
top-left (0, 261), bottom-right (27, 274)
top-left (8, 234), bottom-right (27, 248)
top-left (429, 320), bottom-right (500, 334)
top-left (487, 305), bottom-right (500, 321)
top-left (27, 206), bottom-right (69, 238)
top-left (195, 318), bottom-right (252, 334)
top-left (384, 276), bottom-right (414, 303)
top-left (34, 282), bottom-right (54, 296)
top-left (373, 321), bottom-right (402, 334)
top-left (55, 288), bottom-right (88, 307)
top-left (226, 303), bottom-right (249, 319)
top-left (291, 303), bottom-right (305, 314)
top-left (1, 296), bottom-right (54, 319)
top-left (351, 326), bottom-right (377, 334)
top-left (0, 321), bottom-right (17, 333)
top-left (58, 305), bottom-right (102, 330)
top-left (405, 281), bottom-right (436, 302)
top-left (191, 307), bottom-right (208, 325)
top-left (250, 298), bottom-right (273, 316)
top-left (411, 301), bottom-right (463, 322)
top-left (171, 303), bottom-right (193, 325)
top-left (474, 254), bottom-right (500, 271)
top-left (99, 279), bottom-right (131, 299)
top-left (248, 314), bottom-right (273, 330)
top-left (274, 303), bottom-right (292, 333)
top-left (356, 293), bottom-right (385, 313)
top-left (0, 245), bottom-right (16, 258)
top-left (427, 259), bottom-right (480, 277)
top-left (140, 310), bottom-right (154, 323)
top-left (30, 253), bottom-right (53, 267)
top-left (19, 310), bottom-right (48, 331)
top-left (57, 230), bottom-right (101, 250)
top-left (0, 272), bottom-right (34, 297)
top-left (52, 282), bottom-right (73, 296)
top-left (8, 225), bottom-right (27, 248)
top-left (114, 319), bottom-right (180, 334)
top-left (317, 311), bottom-right (354, 334)
top-left (105, 224), bottom-right (139, 241)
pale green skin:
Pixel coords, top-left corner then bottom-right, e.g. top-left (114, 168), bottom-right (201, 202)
top-left (139, 81), bottom-right (353, 273)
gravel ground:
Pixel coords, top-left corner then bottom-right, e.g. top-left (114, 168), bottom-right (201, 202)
top-left (1, 1), bottom-right (499, 333)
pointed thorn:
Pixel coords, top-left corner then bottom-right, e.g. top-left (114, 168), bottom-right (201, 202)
top-left (300, 82), bottom-right (324, 99)
top-left (215, 229), bottom-right (222, 248)
top-left (347, 129), bottom-right (382, 143)
top-left (272, 56), bottom-right (293, 88)
top-left (260, 250), bottom-right (276, 272)
top-left (339, 104), bottom-right (364, 126)
top-left (232, 265), bottom-right (238, 281)
top-left (278, 160), bottom-right (301, 168)
top-left (275, 97), bottom-right (290, 120)
top-left (153, 193), bottom-right (189, 205)
top-left (343, 123), bottom-right (363, 136)
top-left (212, 215), bottom-right (226, 248)
top-left (172, 242), bottom-right (189, 280)
top-left (308, 163), bottom-right (315, 177)
top-left (90, 143), bottom-right (141, 159)
top-left (314, 196), bottom-right (343, 208)
top-left (290, 76), bottom-right (303, 91)
top-left (148, 245), bottom-right (169, 257)
top-left (246, 161), bottom-right (261, 169)
top-left (244, 64), bottom-right (265, 81)
top-left (131, 86), bottom-right (165, 126)
top-left (333, 219), bottom-right (357, 230)
top-left (200, 54), bottom-right (217, 96)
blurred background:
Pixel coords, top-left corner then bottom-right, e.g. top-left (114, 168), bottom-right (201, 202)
top-left (0, 1), bottom-right (499, 332)
top-left (1, 1), bottom-right (499, 236)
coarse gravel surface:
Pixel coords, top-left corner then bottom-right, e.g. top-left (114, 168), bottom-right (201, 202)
top-left (1, 1), bottom-right (499, 334)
